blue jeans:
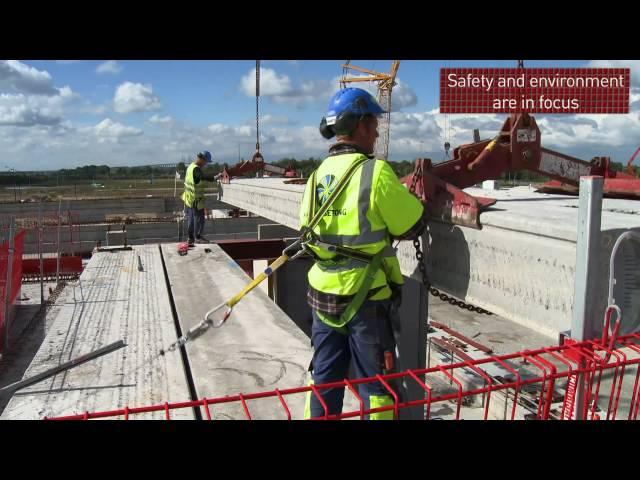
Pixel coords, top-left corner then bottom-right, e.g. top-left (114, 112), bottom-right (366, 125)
top-left (186, 207), bottom-right (205, 242)
top-left (307, 299), bottom-right (397, 419)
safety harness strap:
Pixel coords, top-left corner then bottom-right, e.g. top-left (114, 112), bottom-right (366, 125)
top-left (304, 156), bottom-right (386, 334)
top-left (305, 156), bottom-right (372, 234)
top-left (315, 249), bottom-right (384, 335)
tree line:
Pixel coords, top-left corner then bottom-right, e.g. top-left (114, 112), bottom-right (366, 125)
top-left (0, 158), bottom-right (636, 187)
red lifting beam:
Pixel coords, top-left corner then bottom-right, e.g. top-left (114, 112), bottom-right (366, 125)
top-left (401, 113), bottom-right (640, 229)
top-left (219, 151), bottom-right (298, 184)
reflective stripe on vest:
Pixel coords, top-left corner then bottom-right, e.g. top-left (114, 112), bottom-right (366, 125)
top-left (315, 157), bottom-right (387, 246)
top-left (302, 153), bottom-right (395, 299)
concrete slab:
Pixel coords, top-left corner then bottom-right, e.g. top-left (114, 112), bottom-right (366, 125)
top-left (1, 245), bottom-right (193, 419)
top-left (106, 231), bottom-right (126, 246)
top-left (161, 243), bottom-right (313, 420)
top-left (258, 223), bottom-right (298, 240)
top-left (0, 283), bottom-right (60, 415)
top-left (223, 179), bottom-right (640, 338)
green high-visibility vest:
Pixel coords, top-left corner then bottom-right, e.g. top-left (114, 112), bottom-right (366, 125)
top-left (299, 152), bottom-right (424, 302)
top-left (181, 162), bottom-right (205, 210)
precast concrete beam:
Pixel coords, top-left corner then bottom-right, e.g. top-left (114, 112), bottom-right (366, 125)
top-left (223, 179), bottom-right (640, 338)
top-left (161, 244), bottom-right (314, 420)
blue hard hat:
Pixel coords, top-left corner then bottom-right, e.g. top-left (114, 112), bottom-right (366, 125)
top-left (320, 88), bottom-right (385, 138)
top-left (326, 88), bottom-right (385, 122)
top-left (197, 150), bottom-right (212, 163)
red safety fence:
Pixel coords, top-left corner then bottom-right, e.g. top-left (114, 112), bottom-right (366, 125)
top-left (21, 256), bottom-right (83, 281)
top-left (0, 229), bottom-right (25, 352)
top-left (45, 331), bottom-right (640, 421)
top-left (17, 210), bottom-right (82, 282)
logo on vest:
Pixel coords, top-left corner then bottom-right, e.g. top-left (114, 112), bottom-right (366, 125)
top-left (316, 174), bottom-right (336, 206)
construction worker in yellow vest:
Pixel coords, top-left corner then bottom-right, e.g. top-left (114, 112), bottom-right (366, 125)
top-left (182, 151), bottom-right (216, 246)
top-left (299, 88), bottom-right (427, 419)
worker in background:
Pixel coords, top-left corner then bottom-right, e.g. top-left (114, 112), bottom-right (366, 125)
top-left (182, 150), bottom-right (216, 246)
top-left (299, 88), bottom-right (427, 419)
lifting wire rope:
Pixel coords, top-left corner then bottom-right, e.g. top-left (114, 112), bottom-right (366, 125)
top-left (443, 60), bottom-right (451, 161)
top-left (255, 60), bottom-right (261, 155)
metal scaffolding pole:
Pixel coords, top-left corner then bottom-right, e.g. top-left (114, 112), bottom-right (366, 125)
top-left (38, 204), bottom-right (44, 306)
top-left (571, 175), bottom-right (604, 420)
top-left (3, 218), bottom-right (14, 353)
top-left (56, 199), bottom-right (61, 285)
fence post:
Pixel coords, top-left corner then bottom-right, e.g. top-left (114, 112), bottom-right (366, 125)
top-left (3, 218), bottom-right (15, 353)
top-left (571, 176), bottom-right (604, 420)
top-left (56, 199), bottom-right (61, 285)
top-left (38, 204), bottom-right (44, 306)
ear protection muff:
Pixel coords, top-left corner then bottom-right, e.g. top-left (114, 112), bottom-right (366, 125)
top-left (333, 112), bottom-right (359, 136)
top-left (319, 116), bottom-right (335, 139)
top-left (320, 96), bottom-right (372, 139)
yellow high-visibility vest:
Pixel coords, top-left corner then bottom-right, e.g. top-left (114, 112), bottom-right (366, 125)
top-left (299, 152), bottom-right (424, 300)
top-left (181, 162), bottom-right (205, 209)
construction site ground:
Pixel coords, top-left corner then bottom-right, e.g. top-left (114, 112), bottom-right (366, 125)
top-left (0, 242), bottom-right (610, 420)
top-left (0, 178), bottom-right (216, 203)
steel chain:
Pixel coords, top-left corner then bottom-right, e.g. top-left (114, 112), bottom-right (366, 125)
top-left (408, 167), bottom-right (492, 316)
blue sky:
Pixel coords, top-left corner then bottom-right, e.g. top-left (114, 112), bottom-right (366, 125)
top-left (1, 60), bottom-right (638, 170)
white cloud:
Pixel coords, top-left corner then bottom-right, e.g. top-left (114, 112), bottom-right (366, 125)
top-left (537, 113), bottom-right (640, 150)
top-left (0, 86), bottom-right (77, 127)
top-left (240, 67), bottom-right (334, 108)
top-left (92, 118), bottom-right (143, 142)
top-left (241, 67), bottom-right (293, 96)
top-left (391, 79), bottom-right (418, 110)
top-left (86, 104), bottom-right (108, 115)
top-left (241, 67), bottom-right (416, 111)
top-left (0, 97), bottom-right (61, 126)
top-left (113, 81), bottom-right (161, 113)
top-left (149, 114), bottom-right (173, 125)
top-left (96, 61), bottom-right (123, 75)
top-left (207, 123), bottom-right (252, 138)
top-left (0, 60), bottom-right (58, 95)
top-left (260, 114), bottom-right (293, 125)
top-left (587, 60), bottom-right (640, 87)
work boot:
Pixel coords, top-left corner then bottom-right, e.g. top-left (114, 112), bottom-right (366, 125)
top-left (188, 239), bottom-right (195, 248)
top-left (195, 236), bottom-right (210, 244)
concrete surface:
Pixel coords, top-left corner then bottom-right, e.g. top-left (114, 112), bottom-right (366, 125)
top-left (1, 245), bottom-right (193, 419)
top-left (161, 243), bottom-right (313, 420)
top-left (258, 223), bottom-right (298, 240)
top-left (223, 179), bottom-right (640, 338)
top-left (0, 283), bottom-right (60, 414)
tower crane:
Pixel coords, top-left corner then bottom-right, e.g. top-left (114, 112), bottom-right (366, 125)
top-left (340, 60), bottom-right (400, 160)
